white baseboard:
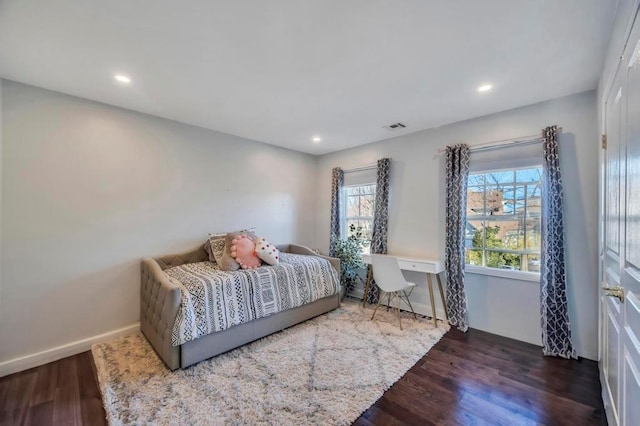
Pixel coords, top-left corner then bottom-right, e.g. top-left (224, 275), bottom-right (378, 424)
top-left (349, 289), bottom-right (448, 321)
top-left (0, 323), bottom-right (140, 377)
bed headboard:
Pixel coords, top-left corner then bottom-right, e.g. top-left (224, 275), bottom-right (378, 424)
top-left (153, 246), bottom-right (208, 270)
top-left (152, 243), bottom-right (339, 274)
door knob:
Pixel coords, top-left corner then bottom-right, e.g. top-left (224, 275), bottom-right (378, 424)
top-left (603, 285), bottom-right (625, 303)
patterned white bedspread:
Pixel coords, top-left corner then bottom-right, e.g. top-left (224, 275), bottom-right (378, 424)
top-left (165, 253), bottom-right (339, 346)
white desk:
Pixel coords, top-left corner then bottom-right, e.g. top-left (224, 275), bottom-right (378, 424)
top-left (362, 254), bottom-right (447, 327)
top-left (362, 254), bottom-right (444, 274)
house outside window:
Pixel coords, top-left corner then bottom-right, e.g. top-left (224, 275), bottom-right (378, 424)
top-left (465, 167), bottom-right (542, 273)
top-left (342, 184), bottom-right (376, 254)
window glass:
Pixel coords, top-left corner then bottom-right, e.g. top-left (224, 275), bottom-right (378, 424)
top-left (346, 195), bottom-right (359, 217)
top-left (342, 184), bottom-right (376, 253)
top-left (465, 166), bottom-right (542, 273)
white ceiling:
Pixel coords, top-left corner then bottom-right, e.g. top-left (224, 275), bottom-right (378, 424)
top-left (0, 1), bottom-right (616, 155)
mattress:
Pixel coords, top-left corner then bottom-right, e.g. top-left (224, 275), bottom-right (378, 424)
top-left (164, 253), bottom-right (339, 346)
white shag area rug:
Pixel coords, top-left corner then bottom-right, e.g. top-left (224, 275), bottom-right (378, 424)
top-left (92, 299), bottom-right (449, 425)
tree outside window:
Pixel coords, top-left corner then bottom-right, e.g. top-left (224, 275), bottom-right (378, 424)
top-left (465, 167), bottom-right (542, 272)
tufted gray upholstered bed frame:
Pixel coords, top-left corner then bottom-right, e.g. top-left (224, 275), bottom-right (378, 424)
top-left (141, 244), bottom-right (341, 370)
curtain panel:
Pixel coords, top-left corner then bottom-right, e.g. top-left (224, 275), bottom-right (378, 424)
top-left (366, 158), bottom-right (391, 304)
top-left (540, 125), bottom-right (576, 359)
top-left (329, 167), bottom-right (344, 257)
top-left (445, 144), bottom-right (470, 332)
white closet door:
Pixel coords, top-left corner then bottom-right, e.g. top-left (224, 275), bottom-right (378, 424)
top-left (601, 9), bottom-right (640, 425)
top-left (620, 22), bottom-right (640, 426)
top-left (602, 66), bottom-right (625, 426)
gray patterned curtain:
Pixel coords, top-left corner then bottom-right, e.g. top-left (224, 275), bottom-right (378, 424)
top-left (366, 158), bottom-right (391, 304)
top-left (540, 126), bottom-right (576, 359)
top-left (445, 144), bottom-right (470, 332)
top-left (329, 167), bottom-right (344, 257)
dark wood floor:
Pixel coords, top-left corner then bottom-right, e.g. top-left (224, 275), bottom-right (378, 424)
top-left (356, 329), bottom-right (606, 426)
top-left (0, 351), bottom-right (105, 426)
top-left (0, 328), bottom-right (605, 426)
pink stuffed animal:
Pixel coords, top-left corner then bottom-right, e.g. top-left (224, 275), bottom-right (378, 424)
top-left (230, 234), bottom-right (262, 269)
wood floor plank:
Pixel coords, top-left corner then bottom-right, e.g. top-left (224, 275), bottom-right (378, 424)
top-left (30, 361), bottom-right (58, 407)
top-left (24, 401), bottom-right (54, 426)
top-left (375, 397), bottom-right (435, 425)
top-left (457, 390), bottom-right (539, 426)
top-left (76, 353), bottom-right (106, 426)
top-left (0, 327), bottom-right (605, 425)
top-left (360, 405), bottom-right (406, 426)
top-left (1, 370), bottom-right (38, 426)
top-left (52, 356), bottom-right (82, 426)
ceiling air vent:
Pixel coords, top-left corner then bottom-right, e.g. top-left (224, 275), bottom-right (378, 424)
top-left (383, 122), bottom-right (407, 131)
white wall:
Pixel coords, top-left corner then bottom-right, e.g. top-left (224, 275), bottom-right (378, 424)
top-left (316, 91), bottom-right (599, 360)
top-left (0, 80), bottom-right (318, 369)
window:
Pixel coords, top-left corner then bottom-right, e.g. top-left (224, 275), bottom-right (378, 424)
top-left (342, 184), bottom-right (376, 253)
top-left (465, 166), bottom-right (542, 273)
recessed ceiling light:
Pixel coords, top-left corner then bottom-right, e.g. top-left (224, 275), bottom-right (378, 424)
top-left (477, 83), bottom-right (492, 93)
top-left (115, 74), bottom-right (131, 84)
top-left (312, 136), bottom-right (322, 143)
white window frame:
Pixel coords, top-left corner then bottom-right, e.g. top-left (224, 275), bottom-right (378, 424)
top-left (341, 183), bottom-right (376, 254)
top-left (465, 165), bottom-right (543, 283)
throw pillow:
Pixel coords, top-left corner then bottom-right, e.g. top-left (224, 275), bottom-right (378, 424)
top-left (230, 234), bottom-right (261, 269)
top-left (216, 230), bottom-right (258, 271)
top-left (205, 228), bottom-right (255, 265)
top-left (254, 237), bottom-right (280, 265)
top-left (204, 232), bottom-right (227, 263)
top-left (209, 237), bottom-right (230, 267)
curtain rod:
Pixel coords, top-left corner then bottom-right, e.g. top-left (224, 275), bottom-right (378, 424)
top-left (436, 127), bottom-right (563, 156)
top-left (343, 163), bottom-right (377, 173)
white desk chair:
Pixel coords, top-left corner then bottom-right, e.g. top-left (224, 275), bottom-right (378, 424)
top-left (370, 254), bottom-right (418, 330)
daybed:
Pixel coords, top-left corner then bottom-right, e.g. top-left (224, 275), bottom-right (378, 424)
top-left (141, 244), bottom-right (341, 370)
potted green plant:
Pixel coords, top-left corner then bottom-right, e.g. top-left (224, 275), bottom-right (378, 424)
top-left (332, 224), bottom-right (366, 295)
